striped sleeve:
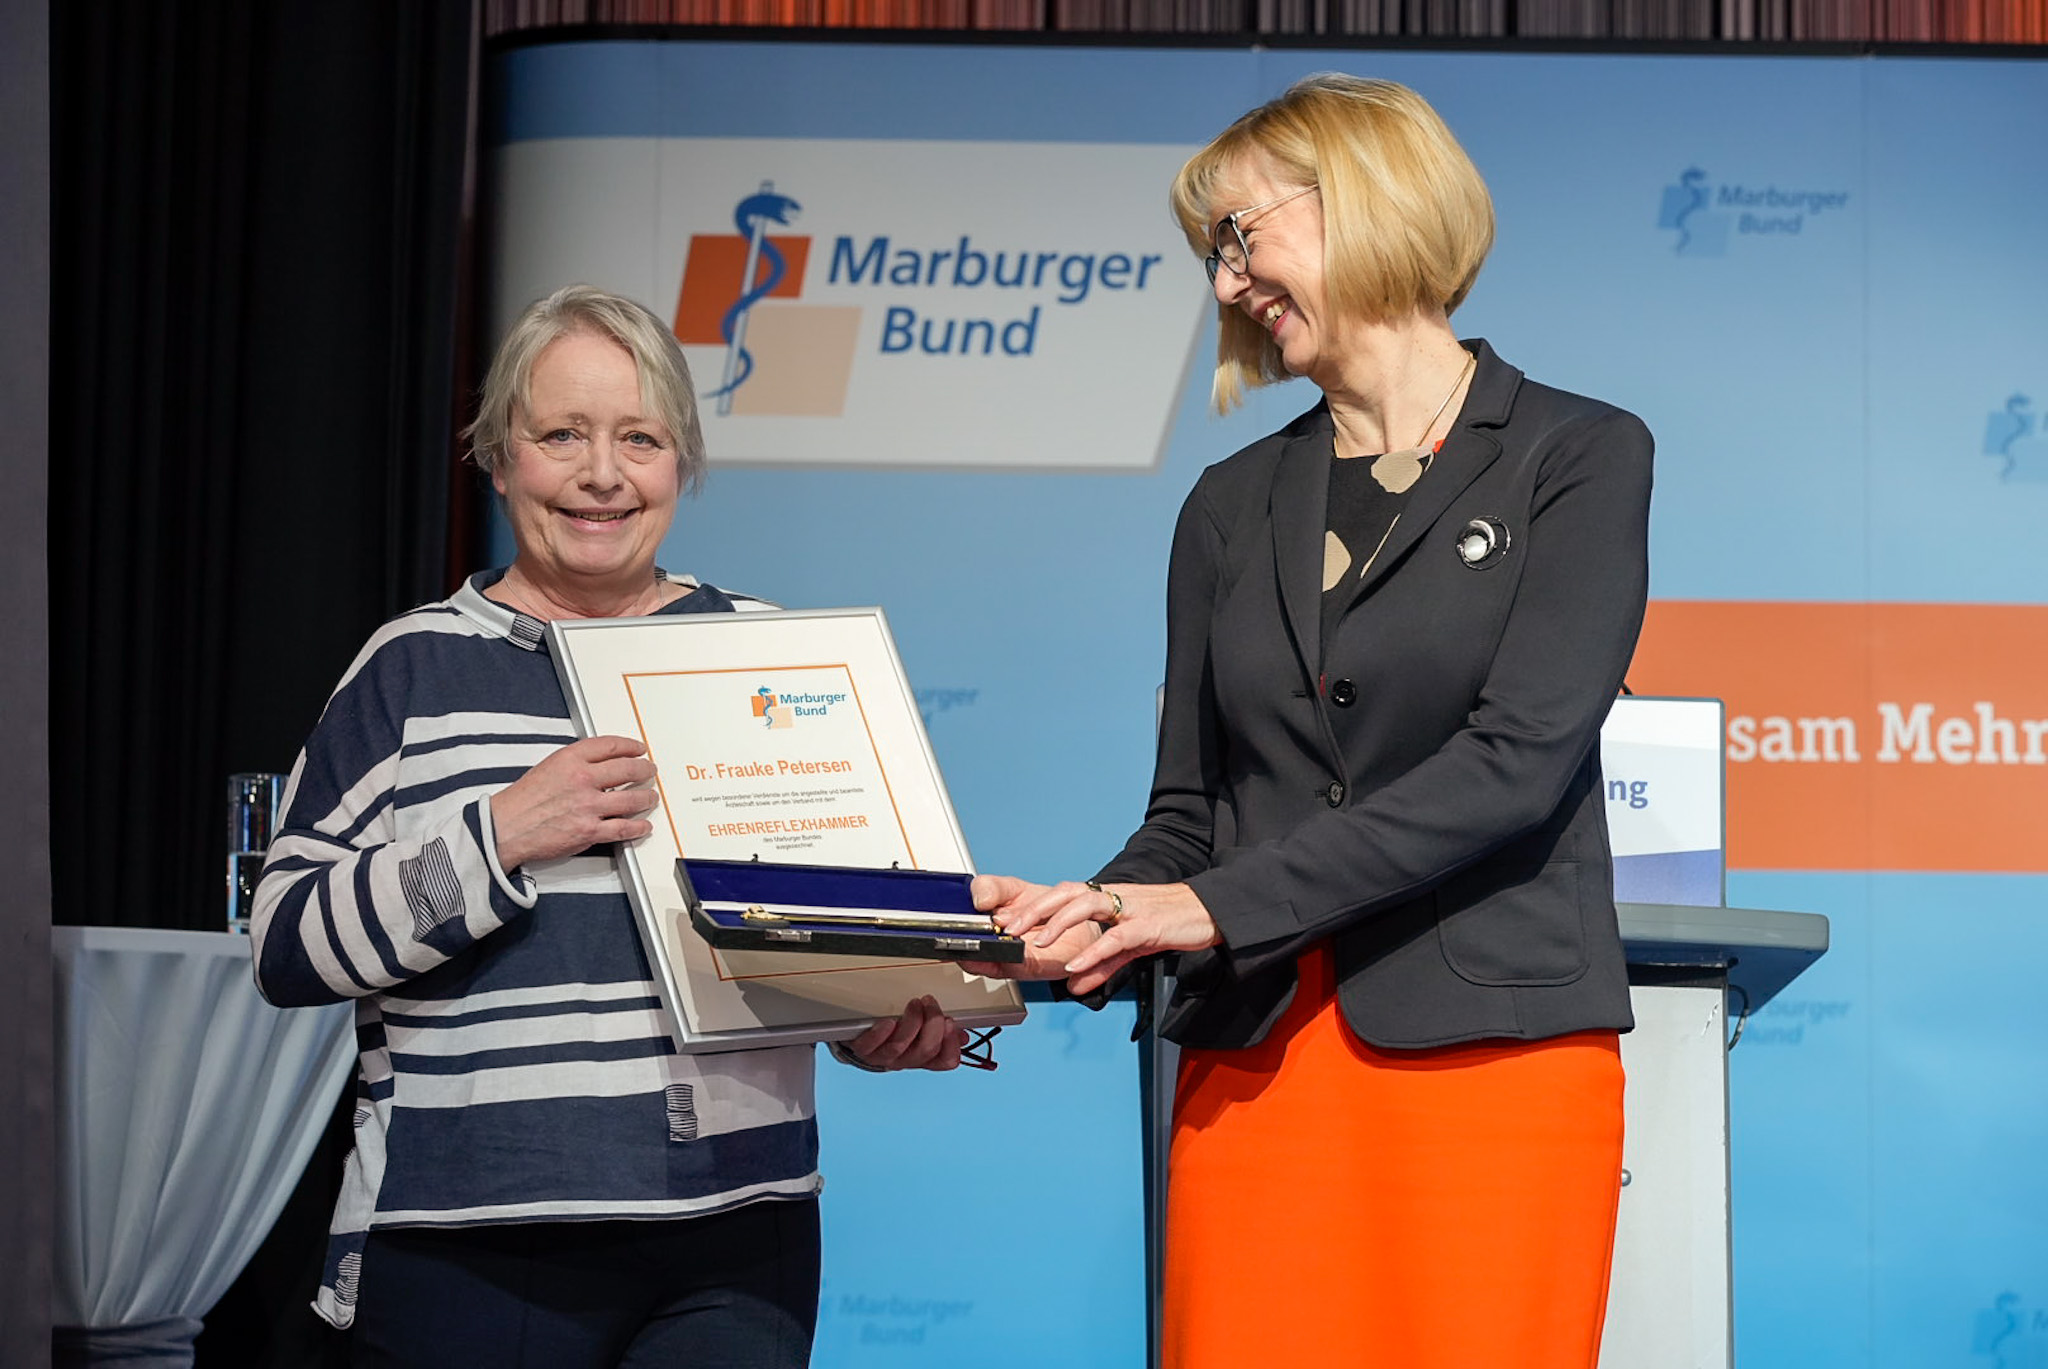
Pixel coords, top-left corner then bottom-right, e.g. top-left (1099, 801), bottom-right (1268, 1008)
top-left (250, 621), bottom-right (538, 1007)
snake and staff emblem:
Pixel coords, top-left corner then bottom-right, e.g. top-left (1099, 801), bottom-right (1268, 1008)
top-left (1657, 167), bottom-right (1712, 254)
top-left (706, 182), bottom-right (803, 415)
top-left (1984, 394), bottom-right (2035, 477)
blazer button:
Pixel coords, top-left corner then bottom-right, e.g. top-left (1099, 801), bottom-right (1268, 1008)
top-left (1325, 781), bottom-right (1346, 807)
top-left (1329, 678), bottom-right (1357, 707)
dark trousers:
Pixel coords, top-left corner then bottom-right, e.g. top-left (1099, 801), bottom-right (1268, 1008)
top-left (351, 1197), bottom-right (821, 1369)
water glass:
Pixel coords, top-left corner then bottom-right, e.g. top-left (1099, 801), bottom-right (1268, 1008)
top-left (227, 773), bottom-right (286, 934)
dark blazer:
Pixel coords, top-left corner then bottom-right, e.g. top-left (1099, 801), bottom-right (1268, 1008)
top-left (1096, 340), bottom-right (1652, 1051)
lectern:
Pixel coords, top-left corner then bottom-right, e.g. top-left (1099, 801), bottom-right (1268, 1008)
top-left (1597, 698), bottom-right (1829, 1367)
top-left (1602, 901), bottom-right (1828, 1369)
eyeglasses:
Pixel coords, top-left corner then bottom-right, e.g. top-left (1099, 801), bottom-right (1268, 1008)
top-left (961, 1024), bottom-right (1001, 1071)
top-left (1204, 184), bottom-right (1319, 284)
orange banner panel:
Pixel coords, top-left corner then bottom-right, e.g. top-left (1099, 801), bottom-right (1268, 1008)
top-left (1629, 601), bottom-right (2048, 873)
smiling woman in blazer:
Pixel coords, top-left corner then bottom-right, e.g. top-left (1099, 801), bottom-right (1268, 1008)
top-left (974, 75), bottom-right (1652, 1368)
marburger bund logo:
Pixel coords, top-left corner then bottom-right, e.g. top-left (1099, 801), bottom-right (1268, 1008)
top-left (675, 183), bottom-right (854, 419)
top-left (1985, 394), bottom-right (2048, 481)
top-left (672, 178), bottom-right (1169, 419)
top-left (750, 685), bottom-right (848, 729)
top-left (1656, 165), bottom-right (1850, 256)
top-left (1973, 1291), bottom-right (2048, 1366)
top-left (914, 687), bottom-right (979, 728)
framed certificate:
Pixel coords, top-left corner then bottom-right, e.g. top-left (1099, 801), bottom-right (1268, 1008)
top-left (546, 607), bottom-right (1026, 1052)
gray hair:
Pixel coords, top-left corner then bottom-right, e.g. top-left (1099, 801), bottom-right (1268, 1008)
top-left (466, 284), bottom-right (707, 494)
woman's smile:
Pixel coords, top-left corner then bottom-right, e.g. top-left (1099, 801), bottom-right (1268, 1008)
top-left (556, 506), bottom-right (638, 530)
top-left (492, 328), bottom-right (681, 608)
top-left (1207, 156), bottom-right (1329, 379)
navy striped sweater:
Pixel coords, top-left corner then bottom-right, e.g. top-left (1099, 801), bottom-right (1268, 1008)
top-left (252, 571), bottom-right (820, 1329)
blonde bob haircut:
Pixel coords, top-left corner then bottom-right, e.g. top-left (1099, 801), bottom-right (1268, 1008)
top-left (1170, 75), bottom-right (1495, 413)
top-left (466, 284), bottom-right (707, 494)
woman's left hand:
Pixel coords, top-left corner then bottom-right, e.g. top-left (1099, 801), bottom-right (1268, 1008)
top-left (845, 995), bottom-right (969, 1071)
top-left (997, 880), bottom-right (1223, 997)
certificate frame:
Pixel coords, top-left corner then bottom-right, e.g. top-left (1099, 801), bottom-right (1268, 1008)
top-left (546, 607), bottom-right (1026, 1052)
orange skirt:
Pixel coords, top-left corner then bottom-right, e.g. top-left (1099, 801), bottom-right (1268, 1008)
top-left (1164, 946), bottom-right (1625, 1369)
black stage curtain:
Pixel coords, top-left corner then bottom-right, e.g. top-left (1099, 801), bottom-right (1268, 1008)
top-left (50, 0), bottom-right (480, 933)
top-left (1, 0), bottom-right (53, 1360)
top-left (49, 3), bottom-right (480, 1364)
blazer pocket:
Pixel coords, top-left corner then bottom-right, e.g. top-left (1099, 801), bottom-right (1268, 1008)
top-left (1436, 859), bottom-right (1590, 987)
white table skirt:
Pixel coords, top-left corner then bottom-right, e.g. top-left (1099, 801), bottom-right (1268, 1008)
top-left (52, 927), bottom-right (355, 1365)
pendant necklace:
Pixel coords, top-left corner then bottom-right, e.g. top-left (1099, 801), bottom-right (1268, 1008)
top-left (1364, 350), bottom-right (1476, 495)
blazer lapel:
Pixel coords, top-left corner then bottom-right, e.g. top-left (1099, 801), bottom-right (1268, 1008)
top-left (1269, 417), bottom-right (1335, 678)
top-left (1340, 341), bottom-right (1521, 612)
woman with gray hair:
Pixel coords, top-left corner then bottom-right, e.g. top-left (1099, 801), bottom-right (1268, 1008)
top-left (253, 284), bottom-right (964, 1368)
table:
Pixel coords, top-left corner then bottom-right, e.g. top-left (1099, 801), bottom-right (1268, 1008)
top-left (52, 927), bottom-right (354, 1368)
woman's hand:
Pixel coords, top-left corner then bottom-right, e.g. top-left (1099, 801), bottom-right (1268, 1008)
top-left (1061, 883), bottom-right (1221, 995)
top-left (968, 874), bottom-right (1223, 996)
top-left (845, 995), bottom-right (969, 1071)
top-left (490, 735), bottom-right (660, 872)
top-left (958, 874), bottom-right (1106, 980)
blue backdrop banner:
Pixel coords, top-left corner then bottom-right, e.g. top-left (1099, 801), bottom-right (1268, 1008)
top-left (486, 39), bottom-right (2048, 1369)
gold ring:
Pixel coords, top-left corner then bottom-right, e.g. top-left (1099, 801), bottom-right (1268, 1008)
top-left (1086, 880), bottom-right (1124, 922)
